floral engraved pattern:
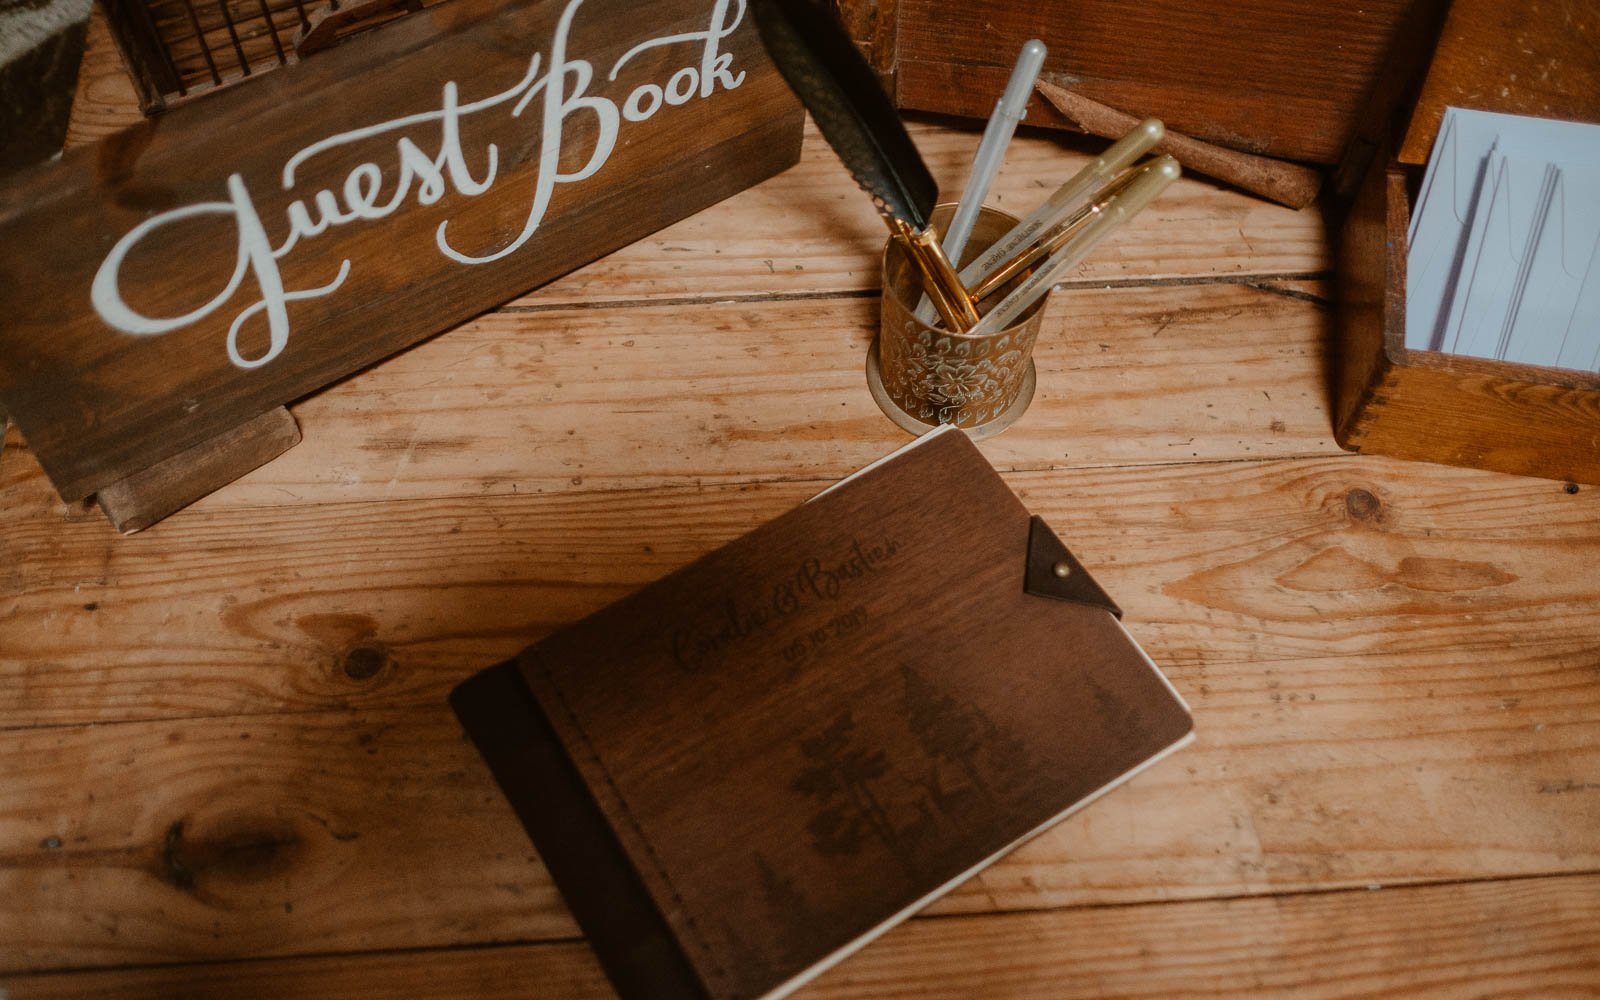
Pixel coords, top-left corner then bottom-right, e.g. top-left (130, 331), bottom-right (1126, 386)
top-left (880, 318), bottom-right (1040, 427)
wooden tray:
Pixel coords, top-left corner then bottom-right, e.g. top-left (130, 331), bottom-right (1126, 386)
top-left (1334, 157), bottom-right (1600, 484)
top-left (1332, 0), bottom-right (1600, 484)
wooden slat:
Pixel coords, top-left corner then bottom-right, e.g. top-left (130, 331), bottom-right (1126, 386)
top-left (0, 707), bottom-right (577, 973)
top-left (2, 540), bottom-right (1596, 970)
top-left (501, 123), bottom-right (1330, 306)
top-left (6, 875), bottom-right (1598, 996)
top-left (808, 877), bottom-right (1600, 998)
top-left (232, 280), bottom-right (1341, 505)
top-left (5, 451), bottom-right (1598, 726)
top-left (0, 279), bottom-right (1338, 516)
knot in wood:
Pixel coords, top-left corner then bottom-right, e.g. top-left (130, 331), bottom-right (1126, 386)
top-left (1345, 488), bottom-right (1381, 521)
top-left (342, 644), bottom-right (389, 681)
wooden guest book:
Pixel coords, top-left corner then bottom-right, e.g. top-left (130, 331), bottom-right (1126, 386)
top-left (451, 427), bottom-right (1194, 1000)
top-left (0, 0), bottom-right (803, 532)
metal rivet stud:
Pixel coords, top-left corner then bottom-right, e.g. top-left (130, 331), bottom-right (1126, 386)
top-left (1052, 560), bottom-right (1072, 579)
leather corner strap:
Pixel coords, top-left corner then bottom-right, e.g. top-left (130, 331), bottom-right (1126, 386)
top-left (1023, 515), bottom-right (1123, 619)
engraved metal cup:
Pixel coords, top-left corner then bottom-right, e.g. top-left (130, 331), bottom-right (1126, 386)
top-left (867, 205), bottom-right (1051, 438)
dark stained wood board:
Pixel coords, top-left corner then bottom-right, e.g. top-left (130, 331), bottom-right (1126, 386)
top-left (0, 0), bottom-right (803, 503)
top-left (836, 0), bottom-right (1414, 164)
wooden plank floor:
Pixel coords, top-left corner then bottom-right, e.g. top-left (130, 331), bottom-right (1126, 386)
top-left (3, 14), bottom-right (1599, 997)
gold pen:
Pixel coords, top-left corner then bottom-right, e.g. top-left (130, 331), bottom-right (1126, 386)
top-left (967, 163), bottom-right (1147, 303)
top-left (956, 118), bottom-right (1166, 295)
top-left (965, 155), bottom-right (1181, 337)
top-left (890, 220), bottom-right (981, 332)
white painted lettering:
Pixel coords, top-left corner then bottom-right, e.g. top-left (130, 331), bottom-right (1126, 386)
top-left (91, 0), bottom-right (748, 370)
top-left (624, 83), bottom-right (664, 121)
top-left (666, 66), bottom-right (698, 104)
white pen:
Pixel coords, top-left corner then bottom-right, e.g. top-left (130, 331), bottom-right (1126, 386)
top-left (914, 39), bottom-right (1048, 323)
top-left (965, 155), bottom-right (1180, 337)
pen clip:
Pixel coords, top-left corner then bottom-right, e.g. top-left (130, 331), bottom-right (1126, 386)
top-left (891, 219), bottom-right (981, 332)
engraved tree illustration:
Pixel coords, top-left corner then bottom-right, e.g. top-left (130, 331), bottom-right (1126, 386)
top-left (791, 710), bottom-right (911, 866)
top-left (901, 665), bottom-right (1029, 816)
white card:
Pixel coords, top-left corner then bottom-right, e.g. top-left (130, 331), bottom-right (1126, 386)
top-left (1406, 110), bottom-right (1497, 350)
top-left (1406, 108), bottom-right (1600, 357)
top-left (1444, 152), bottom-right (1556, 360)
top-left (1504, 165), bottom-right (1600, 367)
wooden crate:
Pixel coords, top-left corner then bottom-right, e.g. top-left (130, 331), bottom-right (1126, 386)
top-left (1332, 0), bottom-right (1600, 484)
top-left (1334, 157), bottom-right (1600, 484)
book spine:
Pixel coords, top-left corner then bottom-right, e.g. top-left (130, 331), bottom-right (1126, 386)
top-left (449, 661), bottom-right (711, 1000)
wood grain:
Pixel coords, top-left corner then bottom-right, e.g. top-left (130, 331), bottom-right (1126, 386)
top-left (0, 278), bottom-right (1336, 518)
top-left (1034, 78), bottom-right (1323, 210)
top-left (0, 706), bottom-right (579, 973)
top-left (97, 407), bottom-right (302, 533)
top-left (811, 877), bottom-right (1600, 998)
top-left (5, 19), bottom-right (1593, 994)
top-left (0, 686), bottom-right (1593, 972)
top-left (62, 8), bottom-right (148, 147)
top-left (5, 858), bottom-right (1598, 995)
top-left (865, 0), bottom-right (1413, 164)
top-left (3, 463), bottom-right (1597, 971)
top-left (12, 875), bottom-right (1600, 997)
top-left (6, 451), bottom-right (1599, 727)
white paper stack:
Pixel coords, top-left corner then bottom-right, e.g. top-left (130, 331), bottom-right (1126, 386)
top-left (1406, 107), bottom-right (1600, 370)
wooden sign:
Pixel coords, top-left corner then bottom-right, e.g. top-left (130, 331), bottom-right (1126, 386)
top-left (0, 0), bottom-right (803, 508)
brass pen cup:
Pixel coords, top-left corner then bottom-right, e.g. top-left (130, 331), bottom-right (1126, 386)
top-left (867, 205), bottom-right (1052, 438)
